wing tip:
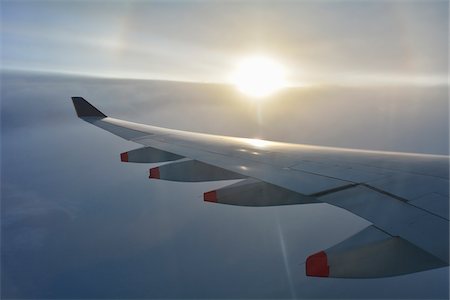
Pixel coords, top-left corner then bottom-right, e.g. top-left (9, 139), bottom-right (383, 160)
top-left (71, 97), bottom-right (107, 118)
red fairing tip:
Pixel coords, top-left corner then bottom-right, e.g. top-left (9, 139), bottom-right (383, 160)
top-left (306, 251), bottom-right (329, 277)
top-left (204, 191), bottom-right (217, 203)
top-left (120, 152), bottom-right (129, 162)
top-left (149, 167), bottom-right (160, 179)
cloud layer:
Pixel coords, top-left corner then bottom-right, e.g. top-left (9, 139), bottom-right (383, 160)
top-left (1, 71), bottom-right (448, 298)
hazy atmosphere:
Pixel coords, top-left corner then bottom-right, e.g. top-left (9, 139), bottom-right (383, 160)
top-left (2, 1), bottom-right (448, 85)
top-left (2, 71), bottom-right (448, 298)
top-left (1, 0), bottom-right (449, 299)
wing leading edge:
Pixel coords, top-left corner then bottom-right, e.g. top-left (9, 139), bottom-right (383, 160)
top-left (71, 97), bottom-right (449, 278)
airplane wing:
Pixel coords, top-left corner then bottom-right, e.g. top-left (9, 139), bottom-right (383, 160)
top-left (71, 97), bottom-right (449, 278)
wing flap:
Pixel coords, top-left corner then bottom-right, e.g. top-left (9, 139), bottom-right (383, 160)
top-left (410, 193), bottom-right (449, 219)
top-left (291, 160), bottom-right (387, 183)
top-left (367, 173), bottom-right (449, 199)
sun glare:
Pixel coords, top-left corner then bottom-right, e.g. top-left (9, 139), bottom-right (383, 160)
top-left (231, 56), bottom-right (286, 98)
top-left (246, 138), bottom-right (271, 148)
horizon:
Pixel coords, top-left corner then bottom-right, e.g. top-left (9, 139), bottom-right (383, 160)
top-left (1, 1), bottom-right (449, 298)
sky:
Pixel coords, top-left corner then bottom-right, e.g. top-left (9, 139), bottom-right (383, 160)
top-left (1, 0), bottom-right (449, 299)
top-left (1, 0), bottom-right (448, 86)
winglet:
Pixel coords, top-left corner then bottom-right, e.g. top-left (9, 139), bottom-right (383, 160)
top-left (71, 97), bottom-right (107, 118)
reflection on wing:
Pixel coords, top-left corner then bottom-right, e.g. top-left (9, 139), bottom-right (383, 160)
top-left (72, 97), bottom-right (449, 278)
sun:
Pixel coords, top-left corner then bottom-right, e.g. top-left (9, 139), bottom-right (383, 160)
top-left (231, 56), bottom-right (286, 98)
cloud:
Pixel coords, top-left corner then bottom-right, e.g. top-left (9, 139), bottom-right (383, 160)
top-left (1, 1), bottom-right (448, 84)
top-left (1, 71), bottom-right (448, 298)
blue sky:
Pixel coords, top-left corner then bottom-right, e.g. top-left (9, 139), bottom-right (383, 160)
top-left (1, 1), bottom-right (449, 298)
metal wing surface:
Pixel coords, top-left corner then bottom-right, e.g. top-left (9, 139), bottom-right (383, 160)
top-left (72, 97), bottom-right (449, 278)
